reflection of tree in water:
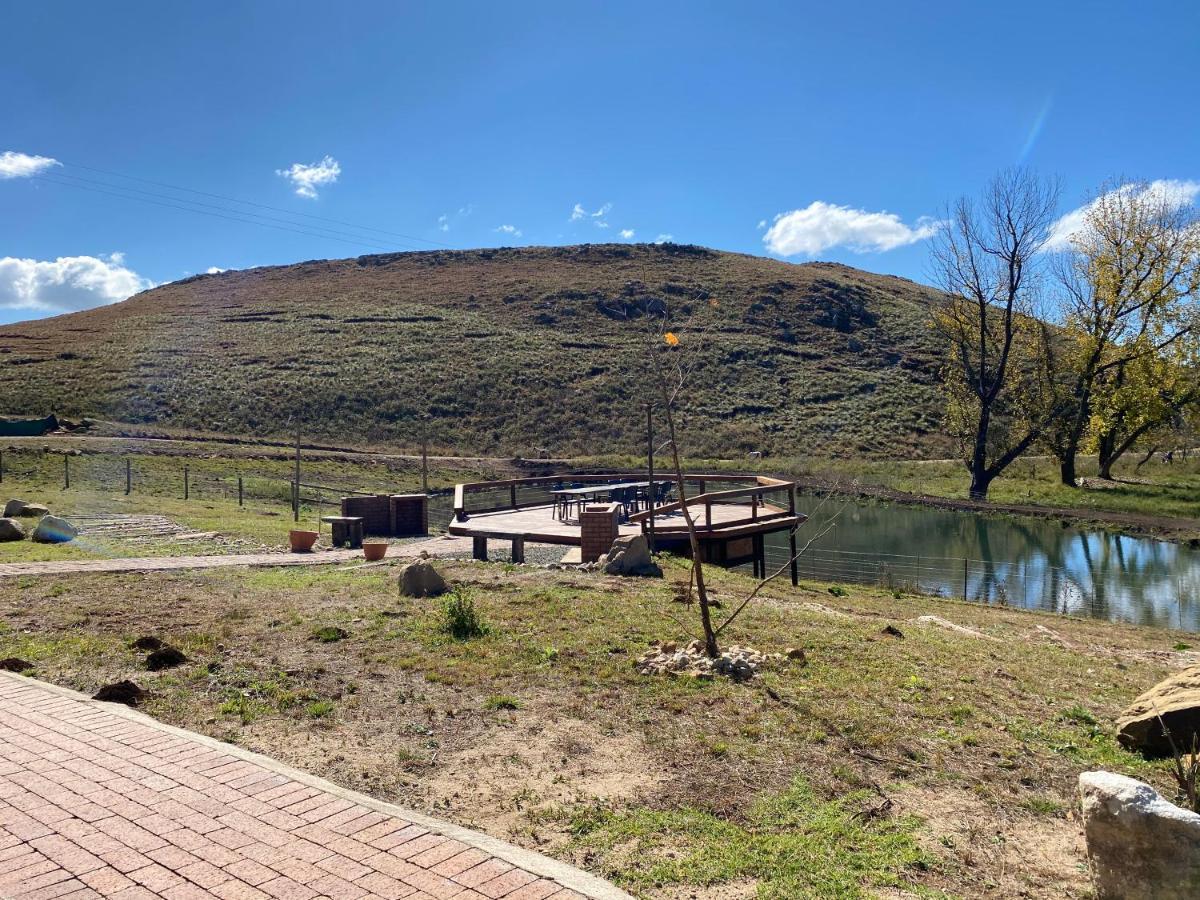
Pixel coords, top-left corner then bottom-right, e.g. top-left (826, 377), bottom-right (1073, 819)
top-left (768, 493), bottom-right (1200, 629)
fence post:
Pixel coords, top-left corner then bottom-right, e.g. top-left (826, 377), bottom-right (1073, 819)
top-left (64, 454), bottom-right (70, 489)
top-left (0, 449), bottom-right (4, 483)
top-left (962, 558), bottom-right (968, 600)
top-left (238, 476), bottom-right (243, 507)
top-left (184, 466), bottom-right (189, 500)
top-left (125, 459), bottom-right (131, 495)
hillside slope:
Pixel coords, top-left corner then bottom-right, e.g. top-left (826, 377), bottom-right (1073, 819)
top-left (0, 243), bottom-right (949, 457)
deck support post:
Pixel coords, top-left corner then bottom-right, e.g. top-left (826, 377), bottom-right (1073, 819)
top-left (473, 536), bottom-right (488, 561)
top-left (788, 486), bottom-right (799, 586)
top-left (511, 536), bottom-right (524, 564)
top-left (510, 484), bottom-right (517, 509)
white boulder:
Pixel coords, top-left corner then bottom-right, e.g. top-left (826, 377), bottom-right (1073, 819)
top-left (1079, 770), bottom-right (1200, 899)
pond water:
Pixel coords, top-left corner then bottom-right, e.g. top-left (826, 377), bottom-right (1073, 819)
top-left (762, 493), bottom-right (1200, 632)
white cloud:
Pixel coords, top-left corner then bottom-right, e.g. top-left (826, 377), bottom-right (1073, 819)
top-left (570, 202), bottom-right (611, 222)
top-left (205, 266), bottom-right (227, 274)
top-left (762, 201), bottom-right (942, 256)
top-left (653, 234), bottom-right (673, 244)
top-left (756, 219), bottom-right (767, 230)
top-left (0, 254), bottom-right (154, 314)
top-left (619, 229), bottom-right (635, 240)
top-left (275, 155), bottom-right (341, 199)
top-left (595, 221), bottom-right (610, 229)
top-left (0, 151), bottom-right (60, 179)
top-left (1046, 179), bottom-right (1200, 251)
top-left (495, 224), bottom-right (522, 238)
top-left (437, 214), bottom-right (449, 232)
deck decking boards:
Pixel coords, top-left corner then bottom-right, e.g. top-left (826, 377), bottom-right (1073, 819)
top-left (448, 502), bottom-right (796, 546)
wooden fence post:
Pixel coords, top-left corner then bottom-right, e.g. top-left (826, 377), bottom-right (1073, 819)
top-left (184, 466), bottom-right (190, 500)
top-left (238, 476), bottom-right (243, 507)
top-left (64, 454), bottom-right (70, 489)
top-left (125, 459), bottom-right (131, 495)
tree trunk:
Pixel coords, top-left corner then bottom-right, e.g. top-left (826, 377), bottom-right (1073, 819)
top-left (968, 468), bottom-right (992, 500)
top-left (1097, 430), bottom-right (1118, 481)
top-left (1059, 455), bottom-right (1078, 488)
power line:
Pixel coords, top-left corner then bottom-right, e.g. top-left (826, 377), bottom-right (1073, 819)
top-left (42, 171), bottom-right (418, 251)
top-left (61, 160), bottom-right (454, 249)
top-left (32, 174), bottom-right (402, 254)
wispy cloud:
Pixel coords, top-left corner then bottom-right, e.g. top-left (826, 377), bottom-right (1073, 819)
top-left (763, 201), bottom-right (942, 256)
top-left (205, 266), bottom-right (227, 274)
top-left (653, 234), bottom-right (673, 244)
top-left (0, 150), bottom-right (60, 179)
top-left (570, 202), bottom-right (612, 223)
top-left (619, 229), bottom-right (635, 240)
top-left (276, 155), bottom-right (341, 199)
top-left (0, 253), bottom-right (153, 314)
top-left (1045, 179), bottom-right (1200, 251)
top-left (756, 219), bottom-right (767, 231)
top-left (495, 224), bottom-right (522, 238)
top-left (437, 204), bottom-right (473, 232)
top-left (437, 214), bottom-right (449, 232)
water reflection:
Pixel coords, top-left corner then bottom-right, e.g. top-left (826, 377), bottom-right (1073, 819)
top-left (766, 494), bottom-right (1200, 631)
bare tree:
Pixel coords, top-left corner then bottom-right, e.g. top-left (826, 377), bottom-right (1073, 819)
top-left (930, 168), bottom-right (1061, 499)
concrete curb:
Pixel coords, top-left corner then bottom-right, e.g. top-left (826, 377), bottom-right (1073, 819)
top-left (0, 671), bottom-right (635, 900)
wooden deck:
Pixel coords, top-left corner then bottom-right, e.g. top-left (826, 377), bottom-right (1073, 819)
top-left (448, 502), bottom-right (799, 545)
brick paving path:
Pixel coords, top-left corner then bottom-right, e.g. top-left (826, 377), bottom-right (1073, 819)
top-left (0, 673), bottom-right (629, 900)
top-left (0, 536), bottom-right (478, 579)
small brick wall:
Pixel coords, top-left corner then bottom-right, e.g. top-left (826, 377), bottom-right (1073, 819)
top-left (389, 494), bottom-right (428, 537)
top-left (341, 495), bottom-right (392, 535)
top-left (580, 503), bottom-right (620, 563)
top-left (340, 494), bottom-right (428, 536)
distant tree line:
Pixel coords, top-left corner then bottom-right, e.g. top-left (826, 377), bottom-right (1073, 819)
top-left (931, 169), bottom-right (1200, 499)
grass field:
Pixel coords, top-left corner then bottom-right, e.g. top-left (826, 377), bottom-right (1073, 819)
top-left (0, 555), bottom-right (1188, 898)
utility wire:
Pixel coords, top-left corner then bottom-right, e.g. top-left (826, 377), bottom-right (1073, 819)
top-left (61, 160), bottom-right (453, 249)
top-left (32, 174), bottom-right (403, 254)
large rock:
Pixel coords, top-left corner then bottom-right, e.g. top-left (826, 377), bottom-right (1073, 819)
top-left (3, 499), bottom-right (30, 517)
top-left (0, 518), bottom-right (25, 542)
top-left (1080, 770), bottom-right (1200, 898)
top-left (31, 514), bottom-right (79, 543)
top-left (601, 534), bottom-right (663, 577)
top-left (399, 560), bottom-right (448, 597)
top-left (1117, 664), bottom-right (1200, 756)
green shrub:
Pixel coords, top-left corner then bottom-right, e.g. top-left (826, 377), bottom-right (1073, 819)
top-left (311, 625), bottom-right (349, 643)
top-left (485, 695), bottom-right (520, 711)
top-left (441, 588), bottom-right (489, 640)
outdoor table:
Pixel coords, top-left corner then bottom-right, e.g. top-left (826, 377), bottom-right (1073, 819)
top-left (321, 515), bottom-right (364, 549)
top-left (550, 481), bottom-right (672, 521)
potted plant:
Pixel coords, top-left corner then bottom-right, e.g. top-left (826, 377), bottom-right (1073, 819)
top-left (289, 529), bottom-right (318, 552)
top-left (362, 540), bottom-right (388, 561)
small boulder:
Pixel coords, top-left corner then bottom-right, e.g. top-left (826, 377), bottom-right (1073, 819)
top-left (399, 560), bottom-right (448, 598)
top-left (1117, 663), bottom-right (1200, 757)
top-left (130, 636), bottom-right (163, 652)
top-left (92, 680), bottom-right (146, 707)
top-left (3, 499), bottom-right (29, 517)
top-left (1080, 770), bottom-right (1200, 898)
top-left (145, 646), bottom-right (187, 671)
top-left (31, 514), bottom-right (79, 543)
top-left (0, 518), bottom-right (25, 542)
top-left (601, 534), bottom-right (663, 577)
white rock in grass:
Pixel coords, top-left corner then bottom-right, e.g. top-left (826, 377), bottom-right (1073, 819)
top-left (1079, 770), bottom-right (1200, 899)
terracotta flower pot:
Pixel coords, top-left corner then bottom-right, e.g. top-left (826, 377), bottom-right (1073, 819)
top-left (362, 541), bottom-right (388, 562)
top-left (289, 529), bottom-right (318, 553)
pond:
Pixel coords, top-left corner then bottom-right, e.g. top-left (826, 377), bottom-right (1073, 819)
top-left (763, 493), bottom-right (1200, 632)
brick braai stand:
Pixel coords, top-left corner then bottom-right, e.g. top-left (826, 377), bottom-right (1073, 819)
top-left (579, 503), bottom-right (621, 563)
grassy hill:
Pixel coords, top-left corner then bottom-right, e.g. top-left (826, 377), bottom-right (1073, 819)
top-left (0, 243), bottom-right (949, 457)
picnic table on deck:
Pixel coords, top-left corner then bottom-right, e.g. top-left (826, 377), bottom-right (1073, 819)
top-left (550, 480), bottom-right (673, 521)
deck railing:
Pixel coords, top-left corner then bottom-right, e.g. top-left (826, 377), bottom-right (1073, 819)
top-left (452, 472), bottom-right (798, 530)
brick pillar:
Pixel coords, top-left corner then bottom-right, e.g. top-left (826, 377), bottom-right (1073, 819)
top-left (580, 503), bottom-right (620, 563)
top-left (389, 494), bottom-right (429, 537)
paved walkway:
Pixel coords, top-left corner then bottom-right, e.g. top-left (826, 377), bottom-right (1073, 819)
top-left (0, 537), bottom-right (477, 579)
top-left (0, 673), bottom-right (630, 900)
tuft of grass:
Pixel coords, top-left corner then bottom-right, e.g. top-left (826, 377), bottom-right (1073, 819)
top-left (311, 626), bottom-right (349, 643)
top-left (305, 699), bottom-right (336, 718)
top-left (484, 694), bottom-right (520, 711)
top-left (566, 776), bottom-right (931, 898)
top-left (440, 588), bottom-right (489, 640)
top-left (827, 586), bottom-right (848, 598)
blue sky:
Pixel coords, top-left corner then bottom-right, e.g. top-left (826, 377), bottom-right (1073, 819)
top-left (2, 0), bottom-right (1198, 323)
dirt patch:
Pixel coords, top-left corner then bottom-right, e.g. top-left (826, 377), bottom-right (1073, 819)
top-left (894, 783), bottom-right (1088, 898)
top-left (650, 880), bottom-right (759, 900)
top-left (426, 716), bottom-right (666, 841)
